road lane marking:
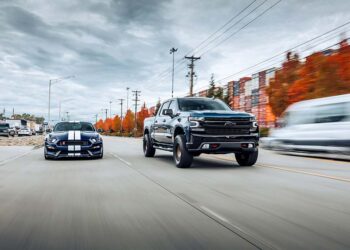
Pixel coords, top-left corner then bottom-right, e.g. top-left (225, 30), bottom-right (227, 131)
top-left (200, 206), bottom-right (230, 223)
top-left (0, 151), bottom-right (32, 166)
top-left (204, 154), bottom-right (350, 183)
top-left (110, 152), bottom-right (274, 250)
top-left (257, 164), bottom-right (350, 183)
top-left (110, 153), bottom-right (131, 166)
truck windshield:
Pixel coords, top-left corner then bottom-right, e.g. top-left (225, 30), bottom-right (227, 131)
top-left (178, 99), bottom-right (230, 111)
top-left (54, 122), bottom-right (95, 132)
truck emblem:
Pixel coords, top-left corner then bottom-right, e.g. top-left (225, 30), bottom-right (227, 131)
top-left (224, 121), bottom-right (236, 127)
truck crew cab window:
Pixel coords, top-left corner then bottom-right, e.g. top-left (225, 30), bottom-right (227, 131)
top-left (159, 101), bottom-right (170, 116)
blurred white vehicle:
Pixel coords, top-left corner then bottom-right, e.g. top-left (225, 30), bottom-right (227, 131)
top-left (18, 128), bottom-right (32, 136)
top-left (268, 94), bottom-right (350, 156)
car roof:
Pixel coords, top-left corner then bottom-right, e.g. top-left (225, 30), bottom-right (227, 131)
top-left (287, 94), bottom-right (350, 111)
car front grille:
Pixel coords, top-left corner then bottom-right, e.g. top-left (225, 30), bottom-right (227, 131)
top-left (58, 140), bottom-right (90, 146)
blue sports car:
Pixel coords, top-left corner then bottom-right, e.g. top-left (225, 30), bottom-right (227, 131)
top-left (44, 121), bottom-right (103, 159)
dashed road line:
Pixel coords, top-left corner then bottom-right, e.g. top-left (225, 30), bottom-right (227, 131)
top-left (110, 152), bottom-right (276, 250)
top-left (0, 151), bottom-right (33, 166)
top-left (203, 154), bottom-right (350, 183)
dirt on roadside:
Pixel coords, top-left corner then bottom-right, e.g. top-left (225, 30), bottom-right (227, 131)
top-left (0, 135), bottom-right (45, 147)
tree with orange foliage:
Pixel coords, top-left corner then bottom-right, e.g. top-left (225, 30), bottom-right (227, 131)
top-left (122, 109), bottom-right (135, 133)
top-left (267, 52), bottom-right (300, 117)
top-left (112, 115), bottom-right (122, 132)
top-left (137, 103), bottom-right (150, 133)
top-left (103, 118), bottom-right (113, 132)
top-left (95, 119), bottom-right (104, 131)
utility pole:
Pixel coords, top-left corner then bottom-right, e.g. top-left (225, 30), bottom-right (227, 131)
top-left (118, 98), bottom-right (124, 132)
top-left (102, 109), bottom-right (108, 120)
top-left (126, 87), bottom-right (130, 110)
top-left (132, 90), bottom-right (141, 135)
top-left (58, 100), bottom-right (61, 121)
top-left (66, 112), bottom-right (69, 121)
top-left (94, 114), bottom-right (98, 124)
top-left (170, 47), bottom-right (178, 97)
top-left (109, 101), bottom-right (112, 118)
top-left (184, 56), bottom-right (200, 97)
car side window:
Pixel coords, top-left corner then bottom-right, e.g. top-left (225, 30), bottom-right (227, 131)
top-left (168, 100), bottom-right (178, 114)
top-left (159, 101), bottom-right (170, 117)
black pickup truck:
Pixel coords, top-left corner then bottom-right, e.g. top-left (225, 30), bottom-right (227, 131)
top-left (143, 97), bottom-right (259, 168)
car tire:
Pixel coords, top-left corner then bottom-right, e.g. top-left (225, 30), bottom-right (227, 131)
top-left (143, 133), bottom-right (155, 157)
top-left (98, 146), bottom-right (104, 159)
top-left (173, 134), bottom-right (193, 168)
top-left (235, 149), bottom-right (258, 166)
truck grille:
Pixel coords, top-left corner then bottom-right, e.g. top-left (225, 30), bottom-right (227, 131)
top-left (201, 117), bottom-right (252, 135)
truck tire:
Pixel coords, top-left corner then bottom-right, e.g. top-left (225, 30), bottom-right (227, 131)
top-left (235, 150), bottom-right (258, 166)
top-left (143, 133), bottom-right (155, 157)
top-left (173, 135), bottom-right (193, 168)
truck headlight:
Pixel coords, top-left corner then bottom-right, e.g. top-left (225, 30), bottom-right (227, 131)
top-left (189, 117), bottom-right (204, 127)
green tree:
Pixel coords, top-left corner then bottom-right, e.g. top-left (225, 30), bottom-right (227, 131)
top-left (207, 74), bottom-right (215, 98)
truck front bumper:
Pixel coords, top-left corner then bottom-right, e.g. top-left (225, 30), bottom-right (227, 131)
top-left (186, 134), bottom-right (259, 154)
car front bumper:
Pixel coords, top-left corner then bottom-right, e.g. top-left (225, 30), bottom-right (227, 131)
top-left (186, 133), bottom-right (259, 154)
top-left (45, 142), bottom-right (103, 159)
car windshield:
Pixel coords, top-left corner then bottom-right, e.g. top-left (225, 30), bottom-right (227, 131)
top-left (0, 124), bottom-right (9, 129)
top-left (54, 122), bottom-right (95, 132)
top-left (178, 98), bottom-right (230, 111)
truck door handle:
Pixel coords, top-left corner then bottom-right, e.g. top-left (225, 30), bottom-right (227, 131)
top-left (155, 120), bottom-right (158, 123)
top-left (163, 119), bottom-right (166, 122)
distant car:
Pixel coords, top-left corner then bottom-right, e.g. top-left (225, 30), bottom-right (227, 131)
top-left (0, 123), bottom-right (10, 137)
top-left (44, 121), bottom-right (103, 159)
top-left (269, 94), bottom-right (350, 155)
top-left (18, 128), bottom-right (32, 136)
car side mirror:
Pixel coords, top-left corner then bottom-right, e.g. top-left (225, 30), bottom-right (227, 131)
top-left (162, 109), bottom-right (174, 117)
top-left (97, 128), bottom-right (103, 133)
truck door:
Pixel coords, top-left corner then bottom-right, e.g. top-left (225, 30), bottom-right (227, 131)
top-left (153, 101), bottom-right (170, 143)
top-left (163, 100), bottom-right (178, 144)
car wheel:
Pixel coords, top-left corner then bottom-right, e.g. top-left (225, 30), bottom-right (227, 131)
top-left (98, 146), bottom-right (104, 159)
top-left (173, 134), bottom-right (193, 168)
top-left (235, 150), bottom-right (258, 166)
top-left (143, 133), bottom-right (155, 157)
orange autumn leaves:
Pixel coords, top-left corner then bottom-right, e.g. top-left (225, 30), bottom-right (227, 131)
top-left (95, 104), bottom-right (150, 134)
top-left (267, 40), bottom-right (350, 117)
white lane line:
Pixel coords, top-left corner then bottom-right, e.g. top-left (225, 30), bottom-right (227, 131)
top-left (110, 153), bottom-right (132, 166)
top-left (0, 151), bottom-right (32, 166)
top-left (200, 206), bottom-right (230, 224)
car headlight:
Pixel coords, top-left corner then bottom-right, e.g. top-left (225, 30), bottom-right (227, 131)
top-left (90, 138), bottom-right (97, 143)
top-left (189, 117), bottom-right (204, 127)
top-left (49, 138), bottom-right (57, 143)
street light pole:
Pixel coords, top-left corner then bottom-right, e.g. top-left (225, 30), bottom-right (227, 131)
top-left (126, 87), bottom-right (130, 111)
top-left (109, 101), bottom-right (112, 118)
top-left (47, 75), bottom-right (74, 125)
top-left (170, 47), bottom-right (178, 98)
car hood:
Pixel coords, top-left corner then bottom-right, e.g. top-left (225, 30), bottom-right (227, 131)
top-left (49, 131), bottom-right (99, 140)
top-left (189, 110), bottom-right (253, 119)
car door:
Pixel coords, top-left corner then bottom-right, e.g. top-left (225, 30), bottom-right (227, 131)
top-left (153, 101), bottom-right (170, 143)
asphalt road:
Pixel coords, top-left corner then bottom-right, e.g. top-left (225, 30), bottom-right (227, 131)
top-left (0, 136), bottom-right (350, 250)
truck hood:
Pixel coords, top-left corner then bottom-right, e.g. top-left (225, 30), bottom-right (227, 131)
top-left (190, 110), bottom-right (253, 119)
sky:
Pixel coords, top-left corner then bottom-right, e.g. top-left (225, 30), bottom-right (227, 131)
top-left (0, 0), bottom-right (349, 122)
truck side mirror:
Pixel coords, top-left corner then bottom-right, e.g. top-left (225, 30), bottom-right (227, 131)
top-left (162, 109), bottom-right (173, 117)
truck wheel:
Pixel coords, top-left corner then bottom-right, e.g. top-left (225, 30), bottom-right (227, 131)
top-left (235, 150), bottom-right (258, 166)
top-left (143, 133), bottom-right (155, 157)
top-left (173, 135), bottom-right (193, 168)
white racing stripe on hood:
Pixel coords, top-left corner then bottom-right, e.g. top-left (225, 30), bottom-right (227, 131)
top-left (68, 131), bottom-right (74, 140)
top-left (75, 131), bottom-right (81, 140)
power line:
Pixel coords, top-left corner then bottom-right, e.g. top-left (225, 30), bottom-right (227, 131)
top-left (199, 0), bottom-right (282, 57)
top-left (214, 20), bottom-right (350, 83)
